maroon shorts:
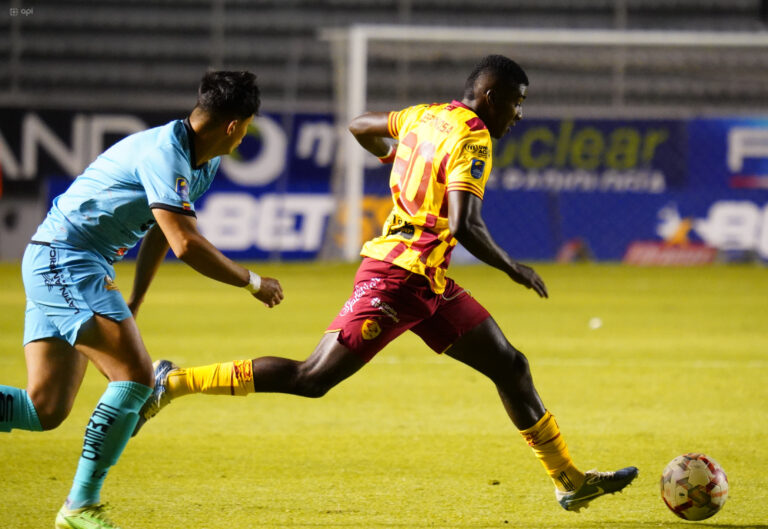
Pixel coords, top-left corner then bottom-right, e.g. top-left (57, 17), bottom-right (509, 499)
top-left (326, 258), bottom-right (490, 361)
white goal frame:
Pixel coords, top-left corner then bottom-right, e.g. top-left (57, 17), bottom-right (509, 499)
top-left (322, 25), bottom-right (768, 261)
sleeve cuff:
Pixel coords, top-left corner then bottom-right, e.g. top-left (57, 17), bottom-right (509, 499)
top-left (149, 203), bottom-right (197, 217)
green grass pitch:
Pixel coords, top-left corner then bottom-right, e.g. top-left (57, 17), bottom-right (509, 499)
top-left (1, 261), bottom-right (767, 529)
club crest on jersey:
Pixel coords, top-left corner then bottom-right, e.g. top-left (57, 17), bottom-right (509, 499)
top-left (175, 177), bottom-right (192, 210)
top-left (361, 318), bottom-right (382, 340)
top-left (104, 276), bottom-right (120, 291)
top-left (470, 158), bottom-right (485, 179)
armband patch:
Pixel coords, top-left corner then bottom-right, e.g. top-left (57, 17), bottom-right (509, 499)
top-left (175, 177), bottom-right (191, 211)
top-left (470, 159), bottom-right (486, 179)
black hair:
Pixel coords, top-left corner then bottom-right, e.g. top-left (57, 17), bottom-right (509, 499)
top-left (464, 55), bottom-right (528, 98)
top-left (196, 70), bottom-right (260, 121)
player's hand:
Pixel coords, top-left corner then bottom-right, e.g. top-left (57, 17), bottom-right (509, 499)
top-left (508, 262), bottom-right (548, 299)
top-left (252, 277), bottom-right (284, 308)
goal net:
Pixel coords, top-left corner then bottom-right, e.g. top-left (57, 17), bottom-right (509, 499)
top-left (322, 25), bottom-right (768, 262)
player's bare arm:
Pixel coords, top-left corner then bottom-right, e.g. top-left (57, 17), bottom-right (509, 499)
top-left (152, 208), bottom-right (284, 308)
top-left (348, 111), bottom-right (396, 159)
top-left (447, 189), bottom-right (548, 298)
top-left (127, 223), bottom-right (170, 317)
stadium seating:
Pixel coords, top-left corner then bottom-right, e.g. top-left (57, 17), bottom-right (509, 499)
top-left (0, 0), bottom-right (766, 113)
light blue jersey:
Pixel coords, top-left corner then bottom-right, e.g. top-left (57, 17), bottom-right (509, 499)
top-left (31, 119), bottom-right (220, 262)
top-left (23, 119), bottom-right (221, 345)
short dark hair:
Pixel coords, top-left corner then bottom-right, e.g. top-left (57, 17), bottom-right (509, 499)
top-left (464, 55), bottom-right (529, 98)
top-left (196, 70), bottom-right (260, 121)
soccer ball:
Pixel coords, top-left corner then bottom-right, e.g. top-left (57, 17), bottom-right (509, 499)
top-left (660, 453), bottom-right (728, 521)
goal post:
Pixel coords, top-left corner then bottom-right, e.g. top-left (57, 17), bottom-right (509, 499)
top-left (321, 25), bottom-right (768, 261)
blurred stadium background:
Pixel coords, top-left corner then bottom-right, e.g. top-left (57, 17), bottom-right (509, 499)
top-left (2, 4), bottom-right (768, 527)
top-left (2, 0), bottom-right (768, 265)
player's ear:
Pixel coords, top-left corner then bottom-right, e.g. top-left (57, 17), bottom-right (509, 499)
top-left (485, 88), bottom-right (497, 107)
top-left (225, 119), bottom-right (238, 135)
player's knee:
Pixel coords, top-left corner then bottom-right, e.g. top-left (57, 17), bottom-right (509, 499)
top-left (110, 362), bottom-right (154, 388)
top-left (294, 364), bottom-right (334, 398)
top-left (294, 377), bottom-right (333, 398)
top-left (507, 349), bottom-right (538, 393)
top-left (29, 396), bottom-right (71, 430)
top-left (493, 344), bottom-right (532, 384)
top-left (299, 383), bottom-right (331, 398)
top-left (510, 347), bottom-right (531, 376)
top-left (135, 364), bottom-right (155, 389)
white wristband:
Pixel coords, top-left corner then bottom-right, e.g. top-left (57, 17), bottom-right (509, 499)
top-left (244, 270), bottom-right (261, 294)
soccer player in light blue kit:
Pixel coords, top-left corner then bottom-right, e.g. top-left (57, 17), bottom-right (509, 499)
top-left (0, 71), bottom-right (283, 529)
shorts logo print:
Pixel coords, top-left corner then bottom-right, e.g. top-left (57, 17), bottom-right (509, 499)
top-left (42, 248), bottom-right (80, 314)
top-left (361, 319), bottom-right (382, 340)
top-left (371, 297), bottom-right (400, 322)
top-left (339, 277), bottom-right (382, 316)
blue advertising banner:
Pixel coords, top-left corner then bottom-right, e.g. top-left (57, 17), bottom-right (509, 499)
top-left (3, 108), bottom-right (767, 262)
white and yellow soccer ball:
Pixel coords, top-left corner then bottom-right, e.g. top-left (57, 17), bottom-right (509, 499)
top-left (660, 453), bottom-right (729, 521)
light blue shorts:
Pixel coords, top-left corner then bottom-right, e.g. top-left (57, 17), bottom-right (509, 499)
top-left (22, 242), bottom-right (132, 346)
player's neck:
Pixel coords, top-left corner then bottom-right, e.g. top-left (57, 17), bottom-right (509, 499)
top-left (187, 114), bottom-right (222, 167)
top-left (460, 97), bottom-right (489, 127)
top-left (460, 97), bottom-right (479, 113)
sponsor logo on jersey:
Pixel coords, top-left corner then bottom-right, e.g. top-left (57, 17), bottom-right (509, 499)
top-left (175, 177), bottom-right (191, 210)
top-left (470, 158), bottom-right (485, 179)
top-left (463, 144), bottom-right (489, 158)
top-left (387, 216), bottom-right (415, 239)
top-left (361, 318), bottom-right (382, 340)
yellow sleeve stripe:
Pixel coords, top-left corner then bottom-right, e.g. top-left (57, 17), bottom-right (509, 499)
top-left (446, 183), bottom-right (484, 199)
top-left (387, 111), bottom-right (399, 138)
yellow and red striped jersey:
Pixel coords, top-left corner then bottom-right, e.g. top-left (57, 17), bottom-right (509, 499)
top-left (360, 100), bottom-right (493, 293)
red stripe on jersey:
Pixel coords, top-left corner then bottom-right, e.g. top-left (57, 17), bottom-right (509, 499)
top-left (451, 100), bottom-right (472, 111)
top-left (425, 266), bottom-right (437, 284)
top-left (438, 196), bottom-right (449, 218)
top-left (424, 213), bottom-right (437, 229)
top-left (436, 152), bottom-right (449, 185)
top-left (384, 241), bottom-right (408, 262)
top-left (411, 230), bottom-right (444, 264)
top-left (441, 251), bottom-right (452, 268)
top-left (465, 117), bottom-right (487, 131)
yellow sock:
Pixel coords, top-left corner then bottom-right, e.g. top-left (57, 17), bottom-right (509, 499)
top-left (166, 360), bottom-right (254, 398)
top-left (520, 410), bottom-right (585, 492)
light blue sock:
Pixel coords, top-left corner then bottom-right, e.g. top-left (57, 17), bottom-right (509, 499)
top-left (0, 385), bottom-right (43, 432)
top-left (67, 381), bottom-right (152, 509)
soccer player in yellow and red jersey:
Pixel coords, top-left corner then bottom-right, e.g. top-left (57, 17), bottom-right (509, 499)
top-left (137, 55), bottom-right (638, 512)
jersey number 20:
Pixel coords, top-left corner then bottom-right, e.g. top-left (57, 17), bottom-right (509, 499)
top-left (393, 131), bottom-right (435, 217)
